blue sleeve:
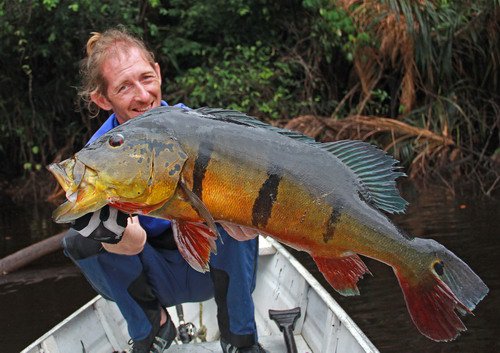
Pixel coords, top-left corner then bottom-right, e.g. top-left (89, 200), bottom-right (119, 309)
top-left (86, 115), bottom-right (119, 146)
top-left (139, 216), bottom-right (171, 237)
top-left (173, 102), bottom-right (191, 110)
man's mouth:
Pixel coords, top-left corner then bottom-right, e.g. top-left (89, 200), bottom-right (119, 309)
top-left (133, 102), bottom-right (154, 113)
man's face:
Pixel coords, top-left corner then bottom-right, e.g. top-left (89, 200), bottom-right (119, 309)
top-left (91, 46), bottom-right (162, 124)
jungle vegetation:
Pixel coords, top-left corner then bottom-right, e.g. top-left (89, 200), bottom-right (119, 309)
top-left (0, 0), bottom-right (499, 201)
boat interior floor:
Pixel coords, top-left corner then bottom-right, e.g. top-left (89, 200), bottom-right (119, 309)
top-left (168, 334), bottom-right (311, 352)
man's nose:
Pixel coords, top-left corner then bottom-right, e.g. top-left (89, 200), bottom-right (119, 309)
top-left (134, 83), bottom-right (150, 100)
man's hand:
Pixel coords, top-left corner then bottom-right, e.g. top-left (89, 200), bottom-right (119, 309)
top-left (72, 205), bottom-right (128, 243)
top-left (71, 206), bottom-right (147, 255)
top-left (102, 216), bottom-right (147, 255)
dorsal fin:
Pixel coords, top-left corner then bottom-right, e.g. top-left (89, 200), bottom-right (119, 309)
top-left (193, 107), bottom-right (314, 143)
top-left (322, 140), bottom-right (408, 214)
top-left (193, 107), bottom-right (408, 214)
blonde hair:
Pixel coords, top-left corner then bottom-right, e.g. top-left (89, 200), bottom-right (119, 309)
top-left (79, 26), bottom-right (156, 117)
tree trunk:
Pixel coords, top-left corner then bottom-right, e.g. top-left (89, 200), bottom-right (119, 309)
top-left (0, 231), bottom-right (67, 275)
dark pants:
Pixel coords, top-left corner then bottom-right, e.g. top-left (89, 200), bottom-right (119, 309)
top-left (63, 227), bottom-right (259, 347)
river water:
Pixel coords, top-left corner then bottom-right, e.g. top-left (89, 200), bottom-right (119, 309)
top-left (0, 182), bottom-right (498, 352)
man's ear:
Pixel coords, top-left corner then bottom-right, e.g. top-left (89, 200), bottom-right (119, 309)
top-left (90, 90), bottom-right (113, 111)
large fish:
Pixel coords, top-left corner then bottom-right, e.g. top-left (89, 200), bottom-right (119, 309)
top-left (48, 106), bottom-right (488, 342)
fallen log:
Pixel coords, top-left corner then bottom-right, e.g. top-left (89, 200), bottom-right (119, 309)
top-left (0, 230), bottom-right (67, 275)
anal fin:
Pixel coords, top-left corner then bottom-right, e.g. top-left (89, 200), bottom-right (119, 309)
top-left (172, 220), bottom-right (218, 273)
top-left (313, 253), bottom-right (371, 296)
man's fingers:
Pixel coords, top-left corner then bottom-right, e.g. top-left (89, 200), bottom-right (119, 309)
top-left (127, 215), bottom-right (140, 225)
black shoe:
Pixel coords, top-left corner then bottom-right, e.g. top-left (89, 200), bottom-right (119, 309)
top-left (130, 307), bottom-right (177, 353)
top-left (220, 339), bottom-right (269, 353)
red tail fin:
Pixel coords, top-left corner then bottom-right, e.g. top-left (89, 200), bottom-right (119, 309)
top-left (396, 273), bottom-right (469, 341)
top-left (395, 238), bottom-right (488, 341)
top-left (313, 254), bottom-right (371, 296)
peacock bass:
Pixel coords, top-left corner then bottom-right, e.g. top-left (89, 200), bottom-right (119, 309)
top-left (48, 106), bottom-right (488, 342)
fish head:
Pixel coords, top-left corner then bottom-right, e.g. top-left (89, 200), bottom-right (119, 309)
top-left (48, 128), bottom-right (188, 223)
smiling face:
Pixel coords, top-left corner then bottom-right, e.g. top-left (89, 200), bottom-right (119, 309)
top-left (91, 46), bottom-right (162, 124)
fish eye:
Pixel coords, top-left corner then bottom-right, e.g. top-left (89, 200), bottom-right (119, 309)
top-left (109, 134), bottom-right (124, 147)
top-left (433, 260), bottom-right (445, 276)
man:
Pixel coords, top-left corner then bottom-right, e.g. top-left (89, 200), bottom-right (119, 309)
top-left (63, 27), bottom-right (268, 353)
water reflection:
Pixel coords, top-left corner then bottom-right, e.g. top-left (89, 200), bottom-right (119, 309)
top-left (0, 183), bottom-right (498, 352)
top-left (0, 202), bottom-right (66, 258)
top-left (0, 273), bottom-right (96, 351)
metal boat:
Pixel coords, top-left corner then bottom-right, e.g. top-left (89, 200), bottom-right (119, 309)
top-left (23, 236), bottom-right (378, 353)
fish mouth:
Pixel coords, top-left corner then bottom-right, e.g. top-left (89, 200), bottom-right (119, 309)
top-left (48, 159), bottom-right (107, 223)
top-left (47, 159), bottom-right (82, 202)
top-left (47, 162), bottom-right (73, 192)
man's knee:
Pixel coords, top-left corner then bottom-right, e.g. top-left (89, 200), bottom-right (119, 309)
top-left (62, 228), bottom-right (102, 260)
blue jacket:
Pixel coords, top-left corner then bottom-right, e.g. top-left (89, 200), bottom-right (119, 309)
top-left (87, 101), bottom-right (188, 237)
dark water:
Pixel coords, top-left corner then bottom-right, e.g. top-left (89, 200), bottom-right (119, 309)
top-left (0, 202), bottom-right (97, 352)
top-left (0, 183), bottom-right (498, 353)
top-left (290, 183), bottom-right (500, 353)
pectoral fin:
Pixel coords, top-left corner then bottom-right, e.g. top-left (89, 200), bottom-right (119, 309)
top-left (178, 178), bottom-right (221, 241)
top-left (171, 220), bottom-right (218, 273)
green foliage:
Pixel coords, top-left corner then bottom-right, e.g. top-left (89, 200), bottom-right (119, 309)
top-left (303, 0), bottom-right (361, 61)
top-left (395, 2), bottom-right (498, 147)
top-left (0, 0), bottom-right (498, 194)
top-left (172, 43), bottom-right (300, 119)
top-left (0, 0), bottom-right (354, 180)
top-left (0, 0), bottom-right (198, 179)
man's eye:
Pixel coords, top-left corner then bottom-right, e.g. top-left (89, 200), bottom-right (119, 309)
top-left (117, 84), bottom-right (129, 93)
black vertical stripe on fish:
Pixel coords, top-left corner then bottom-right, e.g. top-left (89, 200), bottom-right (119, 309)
top-left (323, 207), bottom-right (341, 243)
top-left (192, 140), bottom-right (213, 199)
top-left (252, 172), bottom-right (281, 228)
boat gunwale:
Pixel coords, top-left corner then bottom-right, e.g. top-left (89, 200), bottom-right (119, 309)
top-left (22, 296), bottom-right (104, 353)
top-left (265, 237), bottom-right (379, 353)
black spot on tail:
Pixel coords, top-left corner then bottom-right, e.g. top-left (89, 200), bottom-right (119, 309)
top-left (434, 261), bottom-right (445, 276)
top-left (252, 173), bottom-right (281, 228)
top-left (193, 141), bottom-right (213, 199)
